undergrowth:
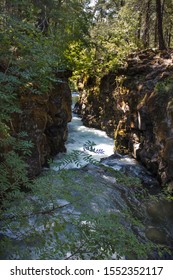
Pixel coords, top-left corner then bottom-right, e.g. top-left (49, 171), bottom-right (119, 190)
top-left (0, 143), bottom-right (169, 260)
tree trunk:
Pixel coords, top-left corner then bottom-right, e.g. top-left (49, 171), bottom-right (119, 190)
top-left (137, 12), bottom-right (142, 43)
top-left (156, 0), bottom-right (166, 50)
top-left (142, 0), bottom-right (151, 48)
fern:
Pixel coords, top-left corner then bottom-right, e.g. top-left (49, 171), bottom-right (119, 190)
top-left (83, 140), bottom-right (104, 154)
top-left (53, 148), bottom-right (99, 170)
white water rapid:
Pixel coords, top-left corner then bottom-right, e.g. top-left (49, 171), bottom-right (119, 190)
top-left (53, 93), bottom-right (115, 169)
top-left (1, 93), bottom-right (173, 260)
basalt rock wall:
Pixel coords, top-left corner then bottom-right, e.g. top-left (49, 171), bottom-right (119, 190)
top-left (13, 71), bottom-right (72, 177)
top-left (77, 50), bottom-right (173, 186)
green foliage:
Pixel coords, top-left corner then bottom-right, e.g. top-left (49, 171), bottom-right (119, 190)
top-left (0, 51), bottom-right (33, 206)
top-left (0, 148), bottom-right (162, 260)
top-left (68, 0), bottom-right (139, 82)
top-left (77, 212), bottom-right (154, 259)
top-left (162, 187), bottom-right (173, 202)
top-left (0, 152), bottom-right (29, 198)
top-left (52, 149), bottom-right (98, 170)
top-left (102, 166), bottom-right (142, 187)
top-left (68, 0), bottom-right (173, 83)
top-left (0, 66), bottom-right (32, 208)
top-left (0, 0), bottom-right (92, 210)
top-left (154, 77), bottom-right (173, 107)
top-left (0, 0), bottom-right (172, 261)
top-left (155, 77), bottom-right (173, 96)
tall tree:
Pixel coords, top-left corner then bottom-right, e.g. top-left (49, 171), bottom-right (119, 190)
top-left (142, 0), bottom-right (152, 48)
top-left (156, 0), bottom-right (166, 49)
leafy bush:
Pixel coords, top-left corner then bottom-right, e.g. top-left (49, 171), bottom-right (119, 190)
top-left (155, 78), bottom-right (173, 97)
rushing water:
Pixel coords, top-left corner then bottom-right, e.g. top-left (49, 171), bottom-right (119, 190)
top-left (1, 93), bottom-right (173, 260)
top-left (56, 92), bottom-right (173, 257)
top-left (53, 92), bottom-right (115, 169)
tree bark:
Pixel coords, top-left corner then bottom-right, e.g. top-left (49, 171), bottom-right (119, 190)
top-left (156, 0), bottom-right (166, 50)
top-left (142, 0), bottom-right (151, 48)
top-left (137, 12), bottom-right (142, 43)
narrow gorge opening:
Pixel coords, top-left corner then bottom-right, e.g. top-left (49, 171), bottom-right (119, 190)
top-left (1, 0), bottom-right (173, 262)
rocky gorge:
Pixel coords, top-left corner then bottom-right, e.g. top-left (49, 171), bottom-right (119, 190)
top-left (1, 98), bottom-right (173, 259)
top-left (75, 49), bottom-right (173, 188)
top-left (1, 52), bottom-right (173, 259)
top-left (11, 70), bottom-right (72, 177)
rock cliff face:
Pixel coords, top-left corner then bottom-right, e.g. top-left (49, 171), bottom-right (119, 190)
top-left (13, 70), bottom-right (72, 177)
top-left (77, 50), bottom-right (173, 186)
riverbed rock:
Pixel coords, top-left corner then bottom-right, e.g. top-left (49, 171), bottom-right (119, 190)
top-left (1, 163), bottom-right (173, 259)
top-left (77, 50), bottom-right (173, 185)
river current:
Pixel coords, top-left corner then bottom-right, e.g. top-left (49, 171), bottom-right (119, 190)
top-left (54, 92), bottom-right (173, 258)
top-left (53, 92), bottom-right (115, 169)
top-left (1, 93), bottom-right (173, 260)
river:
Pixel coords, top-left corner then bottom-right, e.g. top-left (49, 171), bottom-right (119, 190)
top-left (1, 93), bottom-right (173, 260)
top-left (53, 92), bottom-right (173, 259)
top-left (53, 92), bottom-right (115, 169)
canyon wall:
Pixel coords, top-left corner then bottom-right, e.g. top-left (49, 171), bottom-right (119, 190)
top-left (12, 70), bottom-right (72, 177)
top-left (77, 50), bottom-right (173, 186)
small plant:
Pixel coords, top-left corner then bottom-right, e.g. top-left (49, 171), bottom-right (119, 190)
top-left (155, 78), bottom-right (173, 97)
top-left (52, 141), bottom-right (103, 170)
top-left (83, 140), bottom-right (104, 154)
top-left (52, 150), bottom-right (98, 170)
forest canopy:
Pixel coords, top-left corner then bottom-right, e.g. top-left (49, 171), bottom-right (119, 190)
top-left (1, 0), bottom-right (172, 77)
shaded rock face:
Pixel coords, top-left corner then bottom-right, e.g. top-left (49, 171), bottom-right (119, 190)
top-left (77, 50), bottom-right (173, 185)
top-left (13, 71), bottom-right (72, 177)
